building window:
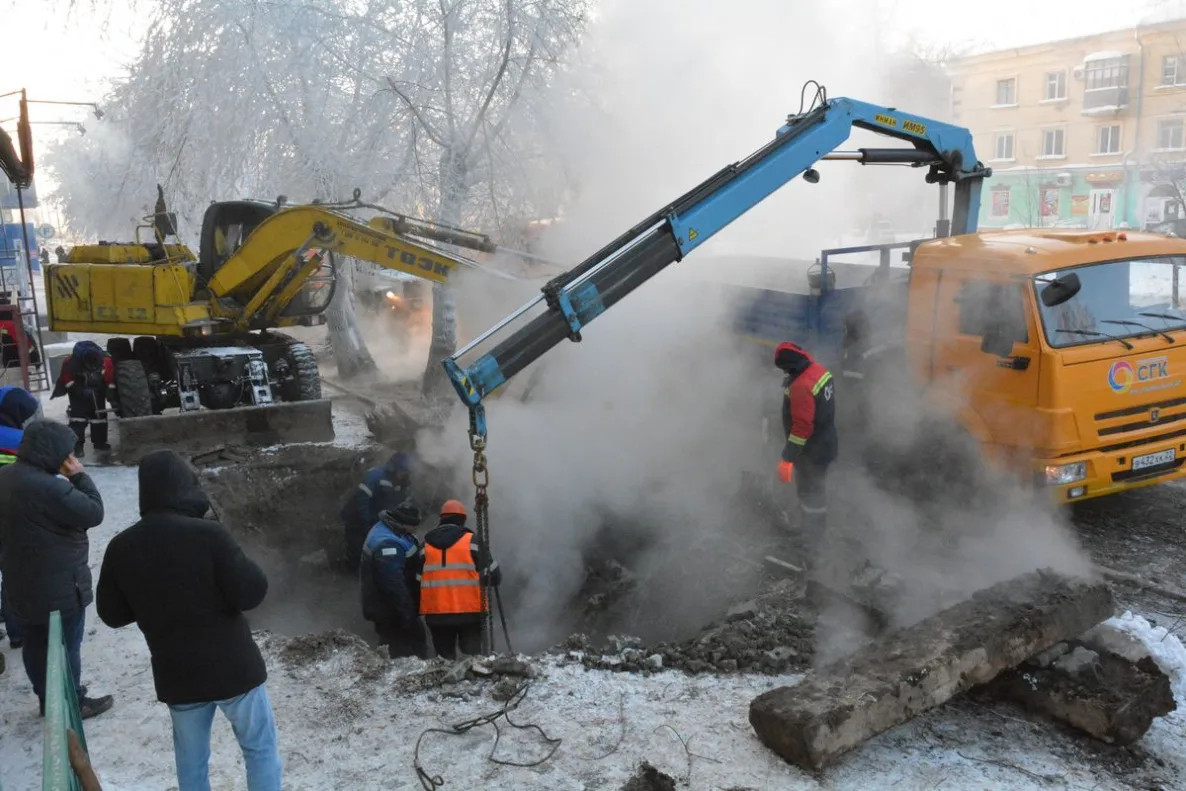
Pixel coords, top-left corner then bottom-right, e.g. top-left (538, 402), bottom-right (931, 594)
top-left (1096, 124), bottom-right (1121, 154)
top-left (993, 132), bottom-right (1015, 160)
top-left (1158, 118), bottom-right (1185, 150)
top-left (1045, 71), bottom-right (1067, 100)
top-left (991, 188), bottom-right (1011, 218)
top-left (995, 78), bottom-right (1017, 106)
top-left (1162, 55), bottom-right (1185, 87)
top-left (1041, 128), bottom-right (1066, 157)
top-left (1085, 57), bottom-right (1128, 91)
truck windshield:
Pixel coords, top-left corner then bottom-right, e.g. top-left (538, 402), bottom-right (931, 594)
top-left (1035, 255), bottom-right (1186, 348)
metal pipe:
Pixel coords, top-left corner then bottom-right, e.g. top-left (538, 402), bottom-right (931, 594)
top-left (1121, 21), bottom-right (1146, 227)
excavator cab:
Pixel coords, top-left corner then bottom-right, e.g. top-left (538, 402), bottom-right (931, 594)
top-left (196, 200), bottom-right (336, 315)
top-left (197, 201), bottom-right (277, 292)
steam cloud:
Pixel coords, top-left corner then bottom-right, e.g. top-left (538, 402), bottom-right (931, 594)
top-left (376, 1), bottom-right (1092, 654)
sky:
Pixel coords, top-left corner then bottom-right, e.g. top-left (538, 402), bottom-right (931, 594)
top-left (0, 0), bottom-right (1175, 196)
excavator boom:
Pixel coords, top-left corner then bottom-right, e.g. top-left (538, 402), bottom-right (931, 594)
top-left (205, 205), bottom-right (506, 331)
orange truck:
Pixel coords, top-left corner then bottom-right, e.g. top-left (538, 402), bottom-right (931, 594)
top-left (736, 228), bottom-right (1186, 503)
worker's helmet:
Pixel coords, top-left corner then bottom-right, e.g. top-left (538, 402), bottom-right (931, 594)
top-left (440, 499), bottom-right (468, 518)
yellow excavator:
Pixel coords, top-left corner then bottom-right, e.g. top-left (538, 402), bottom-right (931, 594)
top-left (44, 189), bottom-right (517, 454)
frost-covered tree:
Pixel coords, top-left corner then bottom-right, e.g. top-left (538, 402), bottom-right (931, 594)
top-left (379, 0), bottom-right (589, 394)
top-left (46, 0), bottom-right (590, 386)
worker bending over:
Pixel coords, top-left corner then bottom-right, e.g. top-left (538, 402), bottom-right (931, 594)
top-left (341, 451), bottom-right (415, 568)
top-left (51, 341), bottom-right (115, 458)
top-left (419, 500), bottom-right (502, 659)
top-left (774, 342), bottom-right (838, 561)
top-left (360, 503), bottom-right (426, 658)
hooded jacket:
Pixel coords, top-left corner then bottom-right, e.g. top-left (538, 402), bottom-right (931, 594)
top-left (51, 340), bottom-right (114, 400)
top-left (360, 507), bottom-right (423, 628)
top-left (774, 342), bottom-right (838, 466)
top-left (96, 450), bottom-right (269, 705)
top-left (0, 386), bottom-right (39, 456)
top-left (0, 419), bottom-right (105, 625)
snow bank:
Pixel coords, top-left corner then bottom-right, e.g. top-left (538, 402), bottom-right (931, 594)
top-left (1104, 611), bottom-right (1186, 701)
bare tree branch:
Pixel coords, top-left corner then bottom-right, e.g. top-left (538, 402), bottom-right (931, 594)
top-left (385, 77), bottom-right (448, 147)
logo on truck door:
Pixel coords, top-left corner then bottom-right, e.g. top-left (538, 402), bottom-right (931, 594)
top-left (1108, 356), bottom-right (1175, 395)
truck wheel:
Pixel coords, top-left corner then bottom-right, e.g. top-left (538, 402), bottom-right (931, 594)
top-left (115, 360), bottom-right (153, 418)
top-left (106, 338), bottom-right (132, 361)
top-left (285, 342), bottom-right (322, 401)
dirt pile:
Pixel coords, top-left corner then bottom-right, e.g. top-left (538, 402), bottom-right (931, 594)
top-left (562, 579), bottom-right (815, 675)
top-left (621, 762), bottom-right (678, 791)
top-left (199, 444), bottom-right (382, 560)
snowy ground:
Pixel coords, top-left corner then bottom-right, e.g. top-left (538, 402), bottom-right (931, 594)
top-left (2, 442), bottom-right (1186, 789)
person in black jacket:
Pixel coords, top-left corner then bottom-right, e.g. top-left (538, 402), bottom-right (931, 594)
top-left (0, 418), bottom-right (111, 718)
top-left (96, 449), bottom-right (282, 791)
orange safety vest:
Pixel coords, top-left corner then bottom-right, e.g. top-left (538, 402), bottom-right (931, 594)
top-left (419, 532), bottom-right (485, 616)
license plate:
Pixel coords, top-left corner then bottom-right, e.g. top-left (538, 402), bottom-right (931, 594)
top-left (1132, 448), bottom-right (1176, 471)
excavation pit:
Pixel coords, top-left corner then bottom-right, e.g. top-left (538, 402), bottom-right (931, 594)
top-left (199, 444), bottom-right (816, 663)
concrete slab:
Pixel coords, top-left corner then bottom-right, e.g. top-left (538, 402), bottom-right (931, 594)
top-left (985, 622), bottom-right (1176, 746)
top-left (748, 569), bottom-right (1114, 771)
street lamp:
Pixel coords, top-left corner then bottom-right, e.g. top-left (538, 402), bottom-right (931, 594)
top-left (26, 99), bottom-right (103, 121)
top-left (0, 91), bottom-right (104, 120)
top-left (0, 120), bottom-right (86, 135)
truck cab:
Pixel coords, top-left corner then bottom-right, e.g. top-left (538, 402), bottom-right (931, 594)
top-left (908, 229), bottom-right (1186, 503)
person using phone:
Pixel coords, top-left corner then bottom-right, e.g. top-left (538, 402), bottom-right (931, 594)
top-left (0, 418), bottom-right (112, 718)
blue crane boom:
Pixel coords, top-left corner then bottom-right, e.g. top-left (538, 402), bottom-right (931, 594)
top-left (443, 94), bottom-right (991, 441)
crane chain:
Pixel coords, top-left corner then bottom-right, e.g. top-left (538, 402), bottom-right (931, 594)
top-left (471, 437), bottom-right (493, 654)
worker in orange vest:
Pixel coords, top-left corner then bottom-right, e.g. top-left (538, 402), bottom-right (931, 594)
top-left (417, 499), bottom-right (502, 659)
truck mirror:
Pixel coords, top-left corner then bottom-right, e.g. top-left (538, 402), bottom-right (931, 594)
top-left (1039, 272), bottom-right (1081, 307)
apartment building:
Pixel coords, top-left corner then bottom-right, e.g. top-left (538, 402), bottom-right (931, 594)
top-left (949, 16), bottom-right (1186, 231)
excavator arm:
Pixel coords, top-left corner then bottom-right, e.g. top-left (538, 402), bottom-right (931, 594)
top-left (204, 205), bottom-right (506, 331)
top-left (444, 95), bottom-right (991, 436)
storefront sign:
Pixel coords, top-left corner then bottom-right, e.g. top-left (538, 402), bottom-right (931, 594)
top-left (1085, 170), bottom-right (1125, 184)
top-left (1071, 194), bottom-right (1089, 215)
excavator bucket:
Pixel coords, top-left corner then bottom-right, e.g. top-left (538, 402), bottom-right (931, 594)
top-left (113, 399), bottom-right (335, 464)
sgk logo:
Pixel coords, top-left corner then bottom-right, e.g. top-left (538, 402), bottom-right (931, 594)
top-left (1109, 356), bottom-right (1170, 394)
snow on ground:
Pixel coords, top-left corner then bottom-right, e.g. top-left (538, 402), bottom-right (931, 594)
top-left (3, 456), bottom-right (1186, 789)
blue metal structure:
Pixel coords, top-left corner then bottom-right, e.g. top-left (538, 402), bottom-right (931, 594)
top-left (444, 93), bottom-right (990, 441)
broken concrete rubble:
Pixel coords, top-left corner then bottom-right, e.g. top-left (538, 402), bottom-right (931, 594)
top-left (567, 579), bottom-right (814, 675)
top-left (983, 621), bottom-right (1176, 746)
top-left (748, 569), bottom-right (1114, 771)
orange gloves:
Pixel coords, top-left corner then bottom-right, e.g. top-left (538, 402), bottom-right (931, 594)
top-left (777, 460), bottom-right (794, 483)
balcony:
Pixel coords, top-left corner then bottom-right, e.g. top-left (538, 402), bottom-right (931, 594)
top-left (1083, 86), bottom-right (1130, 114)
top-left (1079, 52), bottom-right (1130, 115)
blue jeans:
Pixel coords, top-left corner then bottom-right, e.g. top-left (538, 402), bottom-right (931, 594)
top-left (168, 684), bottom-right (282, 791)
top-left (22, 609), bottom-right (84, 704)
